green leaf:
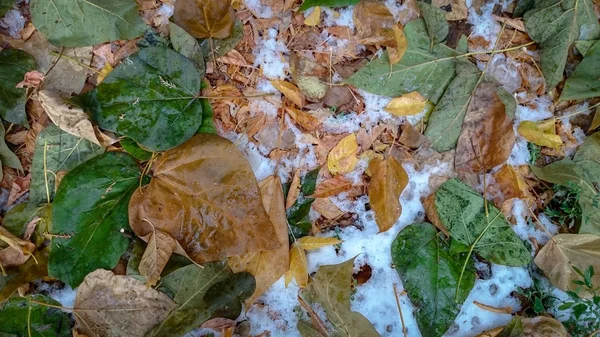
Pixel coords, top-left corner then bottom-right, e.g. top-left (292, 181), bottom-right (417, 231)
top-left (574, 39), bottom-right (598, 55)
top-left (29, 125), bottom-right (104, 207)
top-left (150, 263), bottom-right (255, 337)
top-left (560, 40), bottom-right (600, 100)
top-left (3, 202), bottom-right (51, 247)
top-left (435, 178), bottom-right (532, 266)
top-left (0, 122), bottom-right (21, 182)
top-left (81, 47), bottom-right (204, 152)
top-left (299, 0), bottom-right (360, 11)
top-left (513, 0), bottom-right (534, 17)
top-left (199, 19), bottom-right (244, 61)
top-left (523, 0), bottom-right (600, 89)
top-left (30, 0), bottom-right (146, 48)
top-left (346, 19), bottom-right (457, 101)
top-left (0, 295), bottom-right (72, 337)
top-left (392, 222), bottom-right (475, 337)
top-left (300, 258), bottom-right (379, 337)
top-left (498, 317), bottom-right (524, 337)
top-left (0, 0), bottom-right (13, 18)
top-left (198, 98), bottom-right (216, 134)
top-left (0, 49), bottom-right (36, 125)
top-left (287, 168), bottom-right (320, 239)
top-left (120, 138), bottom-right (152, 161)
top-left (169, 22), bottom-right (205, 75)
top-left (418, 2), bottom-right (449, 44)
top-left (48, 152), bottom-right (140, 287)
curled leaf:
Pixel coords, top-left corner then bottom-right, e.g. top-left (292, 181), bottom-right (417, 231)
top-left (327, 134), bottom-right (359, 175)
top-left (368, 157), bottom-right (409, 232)
top-left (517, 120), bottom-right (563, 148)
top-left (384, 91), bottom-right (427, 116)
top-left (173, 0), bottom-right (235, 39)
top-left (285, 242), bottom-right (308, 287)
top-left (272, 80), bottom-right (306, 108)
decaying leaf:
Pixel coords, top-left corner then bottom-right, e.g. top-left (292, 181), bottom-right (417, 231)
top-left (228, 175), bottom-right (290, 305)
top-left (517, 120), bottom-right (563, 148)
top-left (368, 157), bottom-right (409, 232)
top-left (534, 234), bottom-right (600, 298)
top-left (479, 316), bottom-right (568, 337)
top-left (139, 229), bottom-right (177, 287)
top-left (299, 0), bottom-right (360, 11)
top-left (272, 80), bottom-right (306, 108)
top-left (353, 1), bottom-right (395, 46)
top-left (433, 0), bottom-right (468, 21)
top-left (304, 6), bottom-right (321, 26)
top-left (173, 0), bottom-right (235, 39)
top-left (75, 269), bottom-right (177, 337)
top-left (327, 134), bottom-right (359, 175)
top-left (285, 236), bottom-right (340, 287)
top-left (286, 107), bottom-right (321, 132)
top-left (312, 175), bottom-right (352, 198)
top-left (312, 198), bottom-right (345, 220)
top-left (0, 226), bottom-right (35, 271)
top-left (129, 134), bottom-right (279, 264)
top-left (384, 91), bottom-right (427, 116)
top-left (388, 25), bottom-right (408, 65)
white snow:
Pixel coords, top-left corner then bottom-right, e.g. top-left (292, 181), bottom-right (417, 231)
top-left (510, 198), bottom-right (559, 247)
top-left (0, 9), bottom-right (25, 38)
top-left (466, 0), bottom-right (500, 50)
top-left (322, 7), bottom-right (355, 28)
top-left (253, 28), bottom-right (289, 79)
top-left (244, 0), bottom-right (273, 19)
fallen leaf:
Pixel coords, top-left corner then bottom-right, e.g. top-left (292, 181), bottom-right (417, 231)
top-left (0, 248), bottom-right (49, 302)
top-left (228, 175), bottom-right (290, 305)
top-left (384, 91), bottom-right (427, 116)
top-left (418, 2), bottom-right (449, 45)
top-left (286, 107), bottom-right (321, 132)
top-left (38, 90), bottom-right (103, 146)
top-left (312, 175), bottom-right (352, 198)
top-left (0, 123), bottom-right (22, 183)
top-left (287, 168), bottom-right (321, 238)
top-left (285, 242), bottom-right (308, 287)
top-left (304, 6), bottom-right (321, 26)
top-left (489, 164), bottom-right (533, 207)
top-left (0, 49), bottom-right (36, 125)
top-left (272, 80), bottom-right (306, 108)
top-left (299, 0), bottom-right (360, 11)
top-left (297, 296), bottom-right (329, 337)
top-left (173, 0), bottom-right (235, 39)
top-left (297, 76), bottom-right (328, 101)
top-left (139, 229), bottom-right (177, 287)
top-left (129, 134), bottom-right (279, 264)
top-left (75, 270), bottom-right (176, 337)
top-left (388, 25), bottom-right (408, 64)
top-left (399, 123), bottom-right (427, 148)
top-left (517, 120), bottom-right (563, 148)
top-left (15, 70), bottom-right (44, 89)
top-left (368, 157), bottom-right (409, 232)
top-left (297, 236), bottom-right (341, 250)
top-left (480, 316), bottom-right (568, 337)
top-left (312, 198), bottom-right (345, 220)
top-left (473, 301), bottom-right (512, 314)
top-left (169, 22), bottom-right (206, 73)
top-left (0, 295), bottom-right (72, 337)
top-left (96, 62), bottom-right (113, 84)
top-left (327, 134), bottom-right (359, 175)
top-left (353, 1), bottom-right (395, 46)
top-left (287, 170), bottom-right (303, 209)
top-left (590, 107), bottom-right (600, 131)
top-left (433, 0), bottom-right (468, 21)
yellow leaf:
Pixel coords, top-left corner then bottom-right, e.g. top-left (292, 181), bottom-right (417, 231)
top-left (285, 242), bottom-right (308, 287)
top-left (97, 62), bottom-right (113, 84)
top-left (388, 24), bottom-right (408, 65)
top-left (368, 157), bottom-right (409, 232)
top-left (297, 236), bottom-right (341, 250)
top-left (327, 134), bottom-right (359, 175)
top-left (384, 91), bottom-right (427, 116)
top-left (590, 106), bottom-right (600, 132)
top-left (271, 80), bottom-right (306, 108)
top-left (286, 170), bottom-right (301, 209)
top-left (517, 120), bottom-right (563, 148)
top-left (304, 6), bottom-right (321, 26)
top-left (285, 107), bottom-right (320, 132)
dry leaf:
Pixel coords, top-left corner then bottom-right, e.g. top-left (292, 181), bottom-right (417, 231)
top-left (327, 134), bottom-right (359, 175)
top-left (590, 107), bottom-right (600, 132)
top-left (297, 296), bottom-right (329, 337)
top-left (368, 157), bottom-right (409, 232)
top-left (285, 242), bottom-right (308, 287)
top-left (489, 165), bottom-right (532, 207)
top-left (16, 70), bottom-right (44, 89)
top-left (75, 269), bottom-right (176, 337)
top-left (534, 234), bottom-right (600, 298)
top-left (477, 316), bottom-right (568, 337)
top-left (388, 25), bottom-right (408, 65)
top-left (138, 229), bottom-right (177, 287)
top-left (129, 134), bottom-right (279, 264)
top-left (286, 170), bottom-right (302, 210)
top-left (312, 198), bottom-right (344, 220)
top-left (312, 175), bottom-right (352, 198)
top-left (228, 175), bottom-right (290, 305)
top-left (473, 301), bottom-right (512, 314)
top-left (297, 236), bottom-right (341, 250)
top-left (271, 80), bottom-right (306, 108)
top-left (304, 6), bottom-right (321, 26)
top-left (0, 226), bottom-right (35, 271)
top-left (286, 107), bottom-right (320, 132)
top-left (37, 90), bottom-right (102, 146)
top-left (384, 91), bottom-right (427, 116)
top-left (517, 120), bottom-right (563, 148)
top-left (173, 0), bottom-right (235, 39)
top-left (97, 62), bottom-right (113, 84)
top-left (353, 1), bottom-right (396, 46)
top-left (432, 0), bottom-right (468, 20)
top-left (399, 123), bottom-right (427, 148)
top-left (423, 193), bottom-right (449, 236)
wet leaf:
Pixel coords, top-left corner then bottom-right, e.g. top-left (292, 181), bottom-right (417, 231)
top-left (120, 138), bottom-right (152, 161)
top-left (0, 295), bottom-right (72, 337)
top-left (80, 47), bottom-right (204, 152)
top-left (353, 1), bottom-right (395, 46)
top-left (49, 152), bottom-right (141, 287)
top-left (368, 157), bottom-right (409, 232)
top-left (287, 168), bottom-right (320, 239)
top-left (312, 175), bottom-right (352, 198)
top-left (173, 0), bottom-right (235, 39)
top-left (560, 40), bottom-right (600, 101)
top-left (435, 178), bottom-right (532, 266)
top-left (392, 222), bottom-right (475, 337)
top-left (300, 258), bottom-right (379, 337)
top-left (0, 248), bottom-right (49, 302)
top-left (75, 269), bottom-right (176, 337)
top-left (299, 0), bottom-right (360, 11)
top-left (169, 22), bottom-right (206, 74)
top-left (149, 263), bottom-right (255, 337)
top-left (517, 120), bottom-right (563, 148)
top-left (30, 0), bottom-right (146, 47)
top-left (285, 242), bottom-right (308, 287)
top-left (0, 123), bottom-right (22, 182)
top-left (139, 229), bottom-right (177, 287)
top-left (304, 6), bottom-right (321, 26)
top-left (0, 48), bottom-right (36, 125)
top-left (129, 134), bottom-right (279, 264)
top-left (523, 0), bottom-right (600, 89)
top-left (384, 91), bottom-right (427, 116)
top-left (534, 234), bottom-right (600, 298)
top-left (327, 134), bottom-right (359, 175)
top-left (418, 2), bottom-right (449, 44)
top-left (228, 175), bottom-right (290, 305)
top-left (272, 80), bottom-right (306, 108)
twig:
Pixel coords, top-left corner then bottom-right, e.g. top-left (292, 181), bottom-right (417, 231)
top-left (393, 284), bottom-right (408, 337)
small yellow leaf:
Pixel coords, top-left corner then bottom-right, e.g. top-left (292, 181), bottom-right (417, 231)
top-left (388, 24), bottom-right (408, 65)
top-left (327, 134), bottom-right (359, 175)
top-left (304, 6), bottom-right (321, 26)
top-left (271, 80), bottom-right (306, 108)
top-left (590, 107), bottom-right (600, 132)
top-left (517, 120), bottom-right (563, 148)
top-left (297, 236), bottom-right (341, 250)
top-left (285, 242), bottom-right (308, 287)
top-left (286, 170), bottom-right (301, 210)
top-left (97, 62), bottom-right (113, 84)
top-left (384, 92), bottom-right (427, 116)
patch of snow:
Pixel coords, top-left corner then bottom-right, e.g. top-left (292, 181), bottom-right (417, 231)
top-left (244, 0), bottom-right (273, 19)
top-left (510, 198), bottom-right (558, 247)
top-left (484, 54), bottom-right (522, 93)
top-left (515, 96), bottom-right (553, 124)
top-left (507, 137), bottom-right (530, 166)
top-left (322, 7), bottom-right (355, 28)
top-left (467, 0), bottom-right (500, 50)
top-left (37, 283), bottom-right (77, 309)
top-left (254, 28), bottom-right (289, 79)
top-left (573, 127), bottom-right (586, 145)
top-left (221, 131), bottom-right (276, 181)
top-left (0, 9), bottom-right (25, 38)
top-left (247, 279), bottom-right (302, 337)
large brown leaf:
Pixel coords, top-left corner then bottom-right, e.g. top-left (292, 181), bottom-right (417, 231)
top-left (173, 0), bottom-right (235, 39)
top-left (228, 175), bottom-right (290, 305)
top-left (368, 157), bottom-right (409, 232)
top-left (353, 1), bottom-right (396, 46)
top-left (455, 82), bottom-right (515, 173)
top-left (129, 134), bottom-right (279, 264)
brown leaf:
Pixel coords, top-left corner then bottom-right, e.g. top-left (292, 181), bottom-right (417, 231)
top-left (353, 1), bottom-right (396, 46)
top-left (368, 157), bottom-right (409, 232)
top-left (312, 198), bottom-right (344, 220)
top-left (297, 296), bottom-right (329, 337)
top-left (228, 175), bottom-right (290, 305)
top-left (489, 165), bottom-right (533, 207)
top-left (399, 123), bottom-right (427, 149)
top-left (286, 107), bottom-right (320, 132)
top-left (0, 226), bottom-right (35, 271)
top-left (432, 0), bottom-right (468, 21)
top-left (75, 269), bottom-right (176, 337)
top-left (423, 193), bottom-right (449, 236)
top-left (312, 175), bottom-right (352, 198)
top-left (129, 134), bottom-right (279, 264)
top-left (455, 83), bottom-right (516, 173)
top-left (477, 317), bottom-right (568, 337)
top-left (271, 80), bottom-right (306, 108)
top-left (286, 170), bottom-right (302, 209)
top-left (138, 229), bottom-right (177, 287)
top-left (327, 134), bottom-right (359, 175)
top-left (473, 301), bottom-right (512, 314)
top-left (173, 0), bottom-right (235, 39)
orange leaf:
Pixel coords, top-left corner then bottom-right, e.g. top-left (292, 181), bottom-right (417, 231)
top-left (327, 134), bottom-right (359, 175)
top-left (312, 175), bottom-right (353, 198)
top-left (173, 0), bottom-right (235, 39)
top-left (368, 157), bottom-right (409, 232)
top-left (285, 242), bottom-right (308, 287)
top-left (285, 107), bottom-right (320, 132)
top-left (271, 80), bottom-right (306, 108)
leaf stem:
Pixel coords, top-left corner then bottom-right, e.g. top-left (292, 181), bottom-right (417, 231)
top-left (557, 101), bottom-right (600, 120)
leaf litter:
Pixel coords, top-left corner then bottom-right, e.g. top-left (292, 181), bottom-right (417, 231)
top-left (0, 0), bottom-right (600, 337)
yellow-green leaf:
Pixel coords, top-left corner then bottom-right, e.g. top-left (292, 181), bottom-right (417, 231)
top-left (384, 91), bottom-right (427, 116)
top-left (517, 120), bottom-right (563, 148)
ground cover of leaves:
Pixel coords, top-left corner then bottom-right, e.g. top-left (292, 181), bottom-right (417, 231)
top-left (0, 0), bottom-right (599, 336)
